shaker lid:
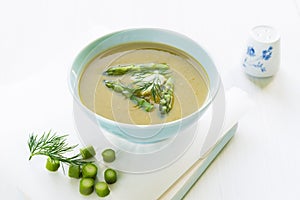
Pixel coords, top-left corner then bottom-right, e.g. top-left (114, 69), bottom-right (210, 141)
top-left (250, 25), bottom-right (280, 43)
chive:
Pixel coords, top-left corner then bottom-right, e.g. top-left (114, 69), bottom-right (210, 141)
top-left (80, 145), bottom-right (96, 159)
top-left (45, 157), bottom-right (60, 172)
top-left (68, 164), bottom-right (81, 179)
top-left (101, 149), bottom-right (116, 163)
top-left (104, 168), bottom-right (117, 184)
top-left (95, 181), bottom-right (110, 197)
top-left (82, 163), bottom-right (98, 179)
top-left (79, 178), bottom-right (94, 195)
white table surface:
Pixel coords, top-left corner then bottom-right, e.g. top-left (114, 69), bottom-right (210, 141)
top-left (1, 0), bottom-right (300, 199)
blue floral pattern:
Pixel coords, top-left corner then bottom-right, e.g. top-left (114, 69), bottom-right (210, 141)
top-left (243, 46), bottom-right (273, 72)
top-left (246, 46), bottom-right (256, 57)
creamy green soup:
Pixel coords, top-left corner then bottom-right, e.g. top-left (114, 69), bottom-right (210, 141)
top-left (79, 42), bottom-right (209, 125)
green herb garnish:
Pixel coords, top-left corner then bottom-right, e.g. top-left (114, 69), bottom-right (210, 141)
top-left (103, 63), bottom-right (174, 115)
top-left (28, 130), bottom-right (91, 166)
top-left (28, 131), bottom-right (120, 198)
top-left (104, 80), bottom-right (155, 112)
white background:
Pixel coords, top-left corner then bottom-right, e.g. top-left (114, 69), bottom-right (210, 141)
top-left (1, 0), bottom-right (300, 199)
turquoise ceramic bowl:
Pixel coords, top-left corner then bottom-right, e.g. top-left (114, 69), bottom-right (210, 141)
top-left (69, 28), bottom-right (221, 143)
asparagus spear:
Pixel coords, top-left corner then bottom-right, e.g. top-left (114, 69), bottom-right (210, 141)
top-left (104, 80), bottom-right (154, 112)
top-left (104, 63), bottom-right (169, 76)
top-left (159, 77), bottom-right (174, 114)
top-left (103, 63), bottom-right (174, 115)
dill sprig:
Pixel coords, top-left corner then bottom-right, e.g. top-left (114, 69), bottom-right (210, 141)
top-left (28, 130), bottom-right (91, 166)
top-left (103, 63), bottom-right (174, 115)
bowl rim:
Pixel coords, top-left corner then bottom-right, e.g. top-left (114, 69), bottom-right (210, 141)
top-left (68, 27), bottom-right (221, 128)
